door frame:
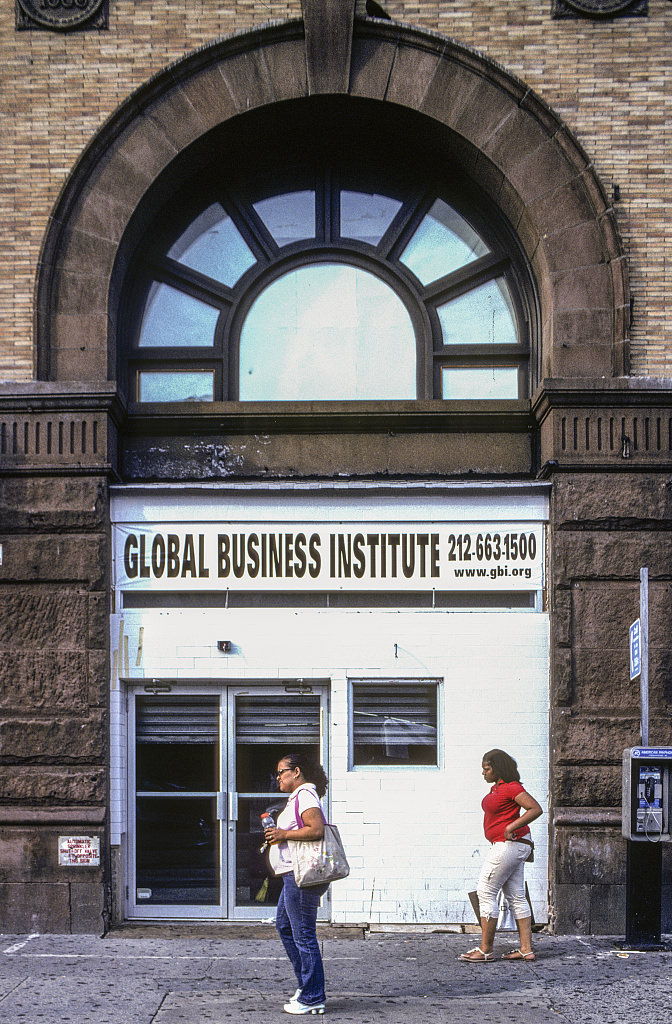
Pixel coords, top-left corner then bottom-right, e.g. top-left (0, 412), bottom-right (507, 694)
top-left (226, 682), bottom-right (330, 921)
top-left (125, 679), bottom-right (330, 920)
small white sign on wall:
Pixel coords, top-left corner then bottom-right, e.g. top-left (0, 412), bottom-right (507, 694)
top-left (58, 836), bottom-right (100, 867)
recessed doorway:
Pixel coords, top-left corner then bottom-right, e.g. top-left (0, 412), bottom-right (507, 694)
top-left (126, 683), bottom-right (329, 919)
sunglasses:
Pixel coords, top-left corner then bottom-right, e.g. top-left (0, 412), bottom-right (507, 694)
top-left (275, 767), bottom-right (294, 779)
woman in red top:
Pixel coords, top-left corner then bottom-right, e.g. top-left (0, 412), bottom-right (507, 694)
top-left (459, 748), bottom-right (542, 963)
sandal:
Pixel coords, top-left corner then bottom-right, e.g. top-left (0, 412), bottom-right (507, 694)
top-left (458, 947), bottom-right (494, 962)
top-left (501, 948), bottom-right (535, 961)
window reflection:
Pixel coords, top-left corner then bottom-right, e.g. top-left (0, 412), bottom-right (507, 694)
top-left (136, 797), bottom-right (219, 904)
top-left (438, 278), bottom-right (517, 346)
top-left (340, 191), bottom-right (402, 244)
top-left (138, 282), bottom-right (220, 347)
top-left (138, 370), bottom-right (215, 403)
top-left (253, 191), bottom-right (316, 247)
top-left (442, 366), bottom-right (519, 400)
top-left (400, 200), bottom-right (489, 286)
top-left (167, 203), bottom-right (256, 286)
top-left (239, 264), bottom-right (416, 400)
top-left (131, 173), bottom-right (528, 403)
top-left (351, 681), bottom-right (439, 767)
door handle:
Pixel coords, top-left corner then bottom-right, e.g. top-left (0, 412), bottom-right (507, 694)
top-left (217, 793), bottom-right (225, 821)
top-left (228, 791), bottom-right (239, 822)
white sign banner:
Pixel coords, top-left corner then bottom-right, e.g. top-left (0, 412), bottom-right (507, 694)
top-left (114, 523), bottom-right (544, 591)
top-left (58, 836), bottom-right (101, 867)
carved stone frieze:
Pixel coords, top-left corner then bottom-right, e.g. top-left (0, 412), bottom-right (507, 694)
top-left (16, 0), bottom-right (108, 33)
top-left (0, 385), bottom-right (122, 474)
top-left (534, 380), bottom-right (672, 471)
top-left (552, 0), bottom-right (647, 18)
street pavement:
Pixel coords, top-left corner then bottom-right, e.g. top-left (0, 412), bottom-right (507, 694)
top-left (1, 927), bottom-right (671, 1023)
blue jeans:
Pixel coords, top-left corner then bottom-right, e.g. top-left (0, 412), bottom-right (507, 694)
top-left (275, 872), bottom-right (329, 1005)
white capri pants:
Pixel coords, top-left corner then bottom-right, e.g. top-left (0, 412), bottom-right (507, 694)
top-left (477, 841), bottom-right (531, 921)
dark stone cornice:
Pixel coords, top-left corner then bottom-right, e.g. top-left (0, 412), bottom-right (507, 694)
top-left (124, 399), bottom-right (533, 436)
top-left (0, 382), bottom-right (125, 417)
top-left (533, 377), bottom-right (672, 420)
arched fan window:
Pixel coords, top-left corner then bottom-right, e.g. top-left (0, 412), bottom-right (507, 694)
top-left (125, 168), bottom-right (530, 403)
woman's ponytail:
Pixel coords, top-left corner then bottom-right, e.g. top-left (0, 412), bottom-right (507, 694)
top-left (280, 752), bottom-right (329, 797)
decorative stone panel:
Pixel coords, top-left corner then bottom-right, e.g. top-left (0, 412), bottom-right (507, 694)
top-left (1, 412), bottom-right (106, 467)
top-left (15, 0), bottom-right (108, 33)
top-left (0, 385), bottom-right (122, 473)
top-left (552, 0), bottom-right (647, 19)
top-left (535, 381), bottom-right (672, 469)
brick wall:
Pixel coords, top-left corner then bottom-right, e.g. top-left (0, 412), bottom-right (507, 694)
top-left (1, 1), bottom-right (671, 380)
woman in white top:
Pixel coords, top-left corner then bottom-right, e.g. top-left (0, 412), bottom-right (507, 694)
top-left (264, 753), bottom-right (329, 1016)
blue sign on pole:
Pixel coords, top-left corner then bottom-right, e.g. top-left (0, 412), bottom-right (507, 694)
top-left (630, 618), bottom-right (641, 680)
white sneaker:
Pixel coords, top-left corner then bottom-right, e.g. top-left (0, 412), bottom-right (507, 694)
top-left (282, 999), bottom-right (325, 1015)
top-left (289, 988), bottom-right (302, 1004)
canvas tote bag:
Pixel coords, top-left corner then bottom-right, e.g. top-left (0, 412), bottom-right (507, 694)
top-left (289, 794), bottom-right (350, 887)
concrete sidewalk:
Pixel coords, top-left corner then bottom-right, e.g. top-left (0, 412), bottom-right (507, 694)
top-left (1, 928), bottom-right (671, 1023)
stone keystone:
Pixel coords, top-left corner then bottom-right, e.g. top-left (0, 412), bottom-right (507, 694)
top-left (302, 0), bottom-right (357, 95)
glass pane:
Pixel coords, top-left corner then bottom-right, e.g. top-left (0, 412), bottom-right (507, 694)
top-left (235, 796), bottom-right (285, 908)
top-left (400, 199), bottom-right (489, 286)
top-left (137, 742), bottom-right (216, 792)
top-left (352, 682), bottom-right (438, 767)
top-left (138, 370), bottom-right (214, 403)
top-left (167, 203), bottom-right (255, 286)
top-left (253, 191), bottom-right (316, 247)
top-left (340, 191), bottom-right (402, 244)
top-left (234, 694), bottom-right (321, 911)
top-left (136, 697), bottom-right (219, 791)
top-left (138, 282), bottom-right (220, 347)
top-left (239, 263), bottom-right (416, 400)
top-left (442, 366), bottom-right (519, 400)
top-left (136, 797), bottom-right (219, 904)
top-left (438, 278), bottom-right (518, 346)
top-left (234, 695), bottom-right (321, 793)
top-left (135, 696), bottom-right (219, 906)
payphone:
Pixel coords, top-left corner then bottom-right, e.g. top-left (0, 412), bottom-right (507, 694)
top-left (622, 748), bottom-right (672, 842)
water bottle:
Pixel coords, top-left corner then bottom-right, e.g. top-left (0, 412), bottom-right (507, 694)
top-left (259, 811), bottom-right (275, 853)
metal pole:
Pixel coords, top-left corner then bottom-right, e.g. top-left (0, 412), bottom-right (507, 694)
top-left (621, 569), bottom-right (668, 951)
top-left (640, 567), bottom-right (649, 746)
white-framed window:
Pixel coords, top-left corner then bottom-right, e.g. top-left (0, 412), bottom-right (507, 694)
top-left (349, 678), bottom-right (441, 769)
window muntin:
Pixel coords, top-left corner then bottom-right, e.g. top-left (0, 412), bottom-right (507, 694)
top-left (127, 172), bottom-right (529, 403)
top-left (350, 679), bottom-right (439, 768)
top-left (167, 203), bottom-right (256, 287)
top-left (239, 264), bottom-right (416, 401)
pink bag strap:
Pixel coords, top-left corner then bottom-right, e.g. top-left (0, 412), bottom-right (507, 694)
top-left (291, 789), bottom-right (327, 829)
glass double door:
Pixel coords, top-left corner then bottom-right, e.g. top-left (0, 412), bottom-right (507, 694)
top-left (128, 684), bottom-right (328, 919)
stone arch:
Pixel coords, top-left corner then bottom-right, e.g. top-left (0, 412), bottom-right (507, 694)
top-left (36, 6), bottom-right (628, 384)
